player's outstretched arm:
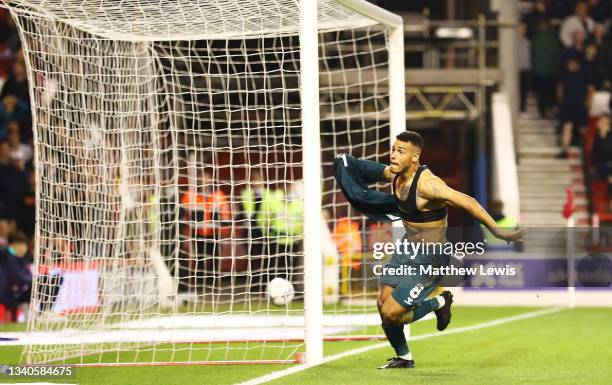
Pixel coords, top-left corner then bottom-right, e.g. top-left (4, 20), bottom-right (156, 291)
top-left (381, 166), bottom-right (395, 182)
top-left (419, 172), bottom-right (525, 244)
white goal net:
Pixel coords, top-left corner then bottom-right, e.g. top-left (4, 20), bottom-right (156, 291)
top-left (2, 0), bottom-right (403, 365)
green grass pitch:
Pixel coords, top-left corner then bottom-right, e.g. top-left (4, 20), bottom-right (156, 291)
top-left (1, 306), bottom-right (611, 384)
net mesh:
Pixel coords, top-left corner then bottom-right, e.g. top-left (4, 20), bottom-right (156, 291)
top-left (5, 0), bottom-right (394, 364)
top-left (8, 0), bottom-right (377, 40)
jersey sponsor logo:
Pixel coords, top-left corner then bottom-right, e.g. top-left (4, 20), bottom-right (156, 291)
top-left (403, 282), bottom-right (424, 305)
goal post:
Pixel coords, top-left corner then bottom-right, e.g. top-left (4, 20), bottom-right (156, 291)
top-left (301, 0), bottom-right (405, 366)
top-left (300, 0), bottom-right (324, 366)
top-left (2, 0), bottom-right (406, 366)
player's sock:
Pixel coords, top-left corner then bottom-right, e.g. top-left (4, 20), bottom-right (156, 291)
top-left (381, 323), bottom-right (409, 356)
top-left (409, 297), bottom-right (440, 323)
top-left (398, 352), bottom-right (413, 360)
top-left (435, 294), bottom-right (445, 309)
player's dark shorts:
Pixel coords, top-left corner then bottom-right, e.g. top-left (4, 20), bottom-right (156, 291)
top-left (379, 248), bottom-right (451, 310)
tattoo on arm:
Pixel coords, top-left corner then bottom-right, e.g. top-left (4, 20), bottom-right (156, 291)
top-left (426, 179), bottom-right (444, 199)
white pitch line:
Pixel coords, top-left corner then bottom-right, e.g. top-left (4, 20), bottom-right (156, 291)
top-left (238, 307), bottom-right (564, 385)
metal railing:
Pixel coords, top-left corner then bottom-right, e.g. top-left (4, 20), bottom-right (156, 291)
top-left (402, 18), bottom-right (515, 70)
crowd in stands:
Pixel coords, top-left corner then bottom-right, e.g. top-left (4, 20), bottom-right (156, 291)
top-left (178, 168), bottom-right (305, 292)
top-left (0, 8), bottom-right (34, 322)
top-left (519, 0), bottom-right (611, 213)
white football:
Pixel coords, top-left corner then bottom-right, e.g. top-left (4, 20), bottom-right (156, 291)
top-left (267, 278), bottom-right (295, 306)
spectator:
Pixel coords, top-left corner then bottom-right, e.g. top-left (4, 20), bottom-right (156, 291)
top-left (0, 141), bottom-right (12, 219)
top-left (180, 169), bottom-right (232, 282)
top-left (531, 20), bottom-right (561, 118)
top-left (561, 29), bottom-right (587, 68)
top-left (241, 171), bottom-right (303, 290)
top-left (0, 231), bottom-right (32, 322)
top-left (240, 169), bottom-right (267, 262)
top-left (17, 171), bottom-right (35, 238)
top-left (0, 61), bottom-right (29, 104)
top-left (7, 127), bottom-right (32, 163)
top-left (557, 55), bottom-right (594, 158)
top-left (584, 41), bottom-right (606, 89)
top-left (592, 114), bottom-right (612, 180)
top-left (240, 170), bottom-right (267, 292)
top-left (518, 21), bottom-right (531, 116)
top-left (0, 12), bottom-right (20, 54)
top-left (254, 181), bottom-right (289, 288)
top-left (0, 140), bottom-right (9, 167)
top-left (586, 23), bottom-right (611, 90)
top-left (13, 48), bottom-right (24, 65)
top-left (606, 28), bottom-right (612, 89)
top-left (548, 0), bottom-right (575, 19)
top-left (0, 217), bottom-right (9, 250)
top-left (270, 181), bottom-right (304, 283)
top-left (588, 23), bottom-right (608, 47)
top-left (560, 1), bottom-right (595, 48)
top-left (587, 0), bottom-right (611, 23)
top-left (332, 214), bottom-right (362, 295)
top-left (0, 144), bottom-right (30, 221)
top-left (0, 95), bottom-right (30, 141)
top-left (607, 111), bottom-right (612, 211)
top-left (332, 216), bottom-right (362, 261)
top-left (525, 0), bottom-right (551, 39)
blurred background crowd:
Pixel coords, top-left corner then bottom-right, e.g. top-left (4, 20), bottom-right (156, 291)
top-left (517, 0), bottom-right (611, 224)
top-left (0, 9), bottom-right (33, 323)
top-left (519, 0), bottom-right (611, 159)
